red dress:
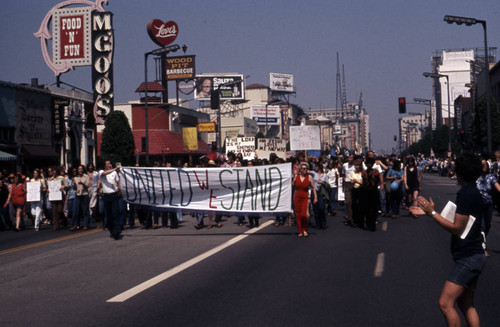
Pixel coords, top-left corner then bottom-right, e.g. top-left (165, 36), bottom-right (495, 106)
top-left (11, 183), bottom-right (26, 207)
top-left (294, 175), bottom-right (311, 233)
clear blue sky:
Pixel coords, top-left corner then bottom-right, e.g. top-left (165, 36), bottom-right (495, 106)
top-left (2, 0), bottom-right (500, 153)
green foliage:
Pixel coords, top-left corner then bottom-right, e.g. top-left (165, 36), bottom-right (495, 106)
top-left (472, 95), bottom-right (500, 152)
top-left (100, 110), bottom-right (135, 166)
top-left (404, 96), bottom-right (500, 156)
top-left (402, 125), bottom-right (450, 157)
top-left (436, 125), bottom-right (450, 154)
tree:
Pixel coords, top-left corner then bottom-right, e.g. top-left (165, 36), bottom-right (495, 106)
top-left (431, 125), bottom-right (450, 156)
top-left (472, 95), bottom-right (500, 153)
top-left (100, 110), bottom-right (135, 166)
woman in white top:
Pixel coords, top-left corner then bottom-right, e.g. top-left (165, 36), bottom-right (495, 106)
top-left (30, 169), bottom-right (46, 232)
top-left (326, 160), bottom-right (340, 215)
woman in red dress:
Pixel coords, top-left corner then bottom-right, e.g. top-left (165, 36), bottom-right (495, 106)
top-left (11, 173), bottom-right (26, 232)
top-left (293, 162), bottom-right (317, 237)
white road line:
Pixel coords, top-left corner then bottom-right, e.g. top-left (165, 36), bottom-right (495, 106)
top-left (381, 221), bottom-right (388, 232)
top-left (107, 220), bottom-right (274, 303)
top-left (374, 252), bottom-right (385, 278)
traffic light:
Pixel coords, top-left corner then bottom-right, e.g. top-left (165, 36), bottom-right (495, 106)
top-left (394, 135), bottom-right (397, 142)
top-left (211, 141), bottom-right (217, 151)
top-left (210, 90), bottom-right (219, 110)
top-left (398, 97), bottom-right (406, 114)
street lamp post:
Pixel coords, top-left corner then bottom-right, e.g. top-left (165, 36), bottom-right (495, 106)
top-left (144, 44), bottom-right (180, 166)
top-left (444, 15), bottom-right (491, 153)
top-left (423, 72), bottom-right (452, 154)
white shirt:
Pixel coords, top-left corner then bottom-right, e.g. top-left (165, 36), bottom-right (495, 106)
top-left (342, 162), bottom-right (355, 182)
top-left (327, 168), bottom-right (339, 188)
top-left (90, 171), bottom-right (99, 192)
top-left (99, 170), bottom-right (119, 194)
top-left (363, 162), bottom-right (383, 174)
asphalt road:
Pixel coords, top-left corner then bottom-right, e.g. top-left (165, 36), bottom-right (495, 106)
top-left (1, 173), bottom-right (499, 326)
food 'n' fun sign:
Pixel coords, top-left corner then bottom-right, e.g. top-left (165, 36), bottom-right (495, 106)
top-left (35, 0), bottom-right (114, 124)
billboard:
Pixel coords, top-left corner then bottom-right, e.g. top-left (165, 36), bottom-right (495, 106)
top-left (194, 75), bottom-right (244, 101)
top-left (52, 7), bottom-right (92, 66)
top-left (166, 55), bottom-right (195, 80)
top-left (270, 73), bottom-right (294, 92)
top-left (250, 105), bottom-right (280, 125)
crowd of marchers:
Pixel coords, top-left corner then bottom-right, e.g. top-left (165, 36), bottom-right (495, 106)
top-left (0, 150), bottom-right (496, 250)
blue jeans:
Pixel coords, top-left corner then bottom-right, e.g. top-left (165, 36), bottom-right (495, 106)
top-left (67, 198), bottom-right (75, 225)
top-left (390, 189), bottom-right (402, 215)
top-left (379, 188), bottom-right (386, 213)
top-left (312, 191), bottom-right (326, 228)
top-left (0, 206), bottom-right (11, 230)
top-left (480, 203), bottom-right (493, 235)
top-left (73, 195), bottom-right (90, 227)
top-left (119, 197), bottom-right (127, 227)
top-left (329, 187), bottom-right (338, 212)
top-left (99, 197), bottom-right (107, 228)
top-left (196, 213), bottom-right (204, 226)
top-left (236, 214), bottom-right (245, 224)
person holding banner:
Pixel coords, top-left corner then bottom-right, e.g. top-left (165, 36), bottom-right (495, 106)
top-left (293, 162), bottom-right (317, 237)
top-left (99, 160), bottom-right (122, 240)
top-left (29, 169), bottom-right (46, 232)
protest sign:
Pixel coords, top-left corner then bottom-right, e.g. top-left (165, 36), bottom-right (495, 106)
top-left (120, 164), bottom-right (292, 214)
top-left (225, 137), bottom-right (255, 160)
top-left (48, 180), bottom-right (62, 201)
top-left (256, 138), bottom-right (287, 160)
top-left (27, 182), bottom-right (41, 202)
top-left (289, 126), bottom-right (321, 150)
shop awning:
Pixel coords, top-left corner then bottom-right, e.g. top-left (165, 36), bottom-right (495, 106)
top-left (0, 150), bottom-right (17, 161)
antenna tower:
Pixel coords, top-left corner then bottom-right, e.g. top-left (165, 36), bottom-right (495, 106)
top-left (336, 53), bottom-right (342, 118)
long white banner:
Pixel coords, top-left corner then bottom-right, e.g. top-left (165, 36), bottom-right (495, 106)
top-left (120, 164), bottom-right (292, 214)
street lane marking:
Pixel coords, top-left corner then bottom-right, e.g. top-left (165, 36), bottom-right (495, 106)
top-left (381, 221), bottom-right (388, 232)
top-left (0, 229), bottom-right (101, 256)
top-left (374, 252), bottom-right (385, 278)
top-left (107, 220), bottom-right (274, 303)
